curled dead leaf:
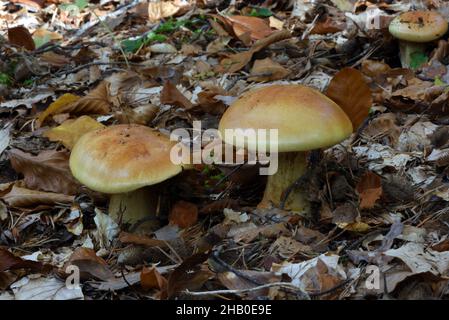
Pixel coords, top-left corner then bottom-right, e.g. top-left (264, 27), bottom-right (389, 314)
top-left (169, 200), bottom-right (198, 229)
top-left (9, 148), bottom-right (81, 195)
top-left (2, 185), bottom-right (74, 207)
top-left (160, 81), bottom-right (194, 109)
top-left (64, 247), bottom-right (113, 281)
top-left (224, 15), bottom-right (273, 42)
top-left (249, 58), bottom-right (290, 82)
top-left (356, 172), bottom-right (382, 209)
top-left (325, 67), bottom-right (372, 130)
top-left (141, 266), bottom-right (168, 296)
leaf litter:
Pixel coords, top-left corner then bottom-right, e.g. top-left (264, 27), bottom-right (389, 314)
top-left (1, 0), bottom-right (449, 301)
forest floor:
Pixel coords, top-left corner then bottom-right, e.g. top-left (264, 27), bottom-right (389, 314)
top-left (2, 0), bottom-right (449, 300)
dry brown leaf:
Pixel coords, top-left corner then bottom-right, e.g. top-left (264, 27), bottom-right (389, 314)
top-left (218, 30), bottom-right (291, 73)
top-left (218, 270), bottom-right (280, 298)
top-left (33, 28), bottom-right (62, 42)
top-left (362, 113), bottom-right (400, 146)
top-left (9, 149), bottom-right (81, 195)
top-left (325, 67), bottom-right (372, 130)
top-left (59, 81), bottom-right (111, 116)
top-left (169, 200), bottom-right (198, 229)
top-left (37, 93), bottom-right (80, 126)
top-left (2, 185), bottom-right (74, 207)
top-left (310, 16), bottom-right (345, 35)
top-left (44, 116), bottom-right (105, 149)
top-left (249, 58), bottom-right (290, 82)
top-left (64, 247), bottom-right (113, 281)
top-left (141, 266), bottom-right (168, 294)
top-left (0, 248), bottom-right (51, 273)
top-left (225, 15), bottom-right (273, 42)
top-left (356, 172), bottom-right (382, 209)
top-left (167, 252), bottom-right (212, 298)
top-left (8, 26), bottom-right (35, 51)
top-left (391, 78), bottom-right (435, 101)
top-left (218, 50), bottom-right (253, 74)
top-left (119, 232), bottom-right (168, 248)
top-left (40, 51), bottom-right (71, 67)
top-left (115, 104), bottom-right (159, 125)
top-left (195, 88), bottom-right (227, 114)
top-left (160, 81), bottom-right (194, 109)
top-left (148, 0), bottom-right (190, 23)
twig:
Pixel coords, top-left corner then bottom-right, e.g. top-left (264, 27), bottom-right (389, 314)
top-left (184, 282), bottom-right (310, 298)
top-left (69, 0), bottom-right (141, 42)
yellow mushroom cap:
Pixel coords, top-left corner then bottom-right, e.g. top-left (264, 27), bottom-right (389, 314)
top-left (69, 124), bottom-right (182, 194)
top-left (218, 84), bottom-right (353, 152)
top-left (389, 10), bottom-right (448, 43)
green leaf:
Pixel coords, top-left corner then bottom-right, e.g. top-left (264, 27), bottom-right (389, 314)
top-left (0, 73), bottom-right (12, 86)
top-left (249, 7), bottom-right (272, 17)
top-left (33, 34), bottom-right (52, 48)
top-left (121, 32), bottom-right (167, 53)
top-left (434, 76), bottom-right (446, 86)
top-left (409, 52), bottom-right (428, 70)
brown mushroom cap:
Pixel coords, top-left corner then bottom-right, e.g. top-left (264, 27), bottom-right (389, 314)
top-left (218, 84), bottom-right (353, 152)
top-left (69, 124), bottom-right (182, 193)
top-left (389, 10), bottom-right (448, 43)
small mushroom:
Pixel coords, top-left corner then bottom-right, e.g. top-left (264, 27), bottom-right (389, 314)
top-left (69, 124), bottom-right (184, 224)
top-left (389, 10), bottom-right (448, 69)
top-left (218, 84), bottom-right (353, 215)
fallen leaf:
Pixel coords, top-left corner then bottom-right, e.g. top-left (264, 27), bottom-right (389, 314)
top-left (272, 254), bottom-right (347, 294)
top-left (1, 185), bottom-right (74, 207)
top-left (8, 26), bottom-right (35, 51)
top-left (44, 116), bottom-right (105, 149)
top-left (59, 81), bottom-right (111, 116)
top-left (225, 15), bottom-right (273, 42)
top-left (160, 81), bottom-right (194, 109)
top-left (94, 208), bottom-right (120, 250)
top-left (119, 232), bottom-right (168, 248)
top-left (10, 276), bottom-right (83, 300)
top-left (147, 0), bottom-right (190, 23)
top-left (40, 51), bottom-right (71, 67)
top-left (141, 266), bottom-right (168, 293)
top-left (218, 30), bottom-right (291, 73)
top-left (0, 248), bottom-right (51, 273)
top-left (9, 149), bottom-right (81, 195)
top-left (269, 16), bottom-right (284, 30)
top-left (37, 93), bottom-right (80, 126)
top-left (167, 252), bottom-right (211, 298)
top-left (169, 200), bottom-right (198, 229)
top-left (218, 270), bottom-right (281, 298)
top-left (311, 16), bottom-right (345, 34)
top-left (38, 82), bottom-right (111, 126)
top-left (0, 125), bottom-right (11, 156)
top-left (64, 247), bottom-right (113, 281)
top-left (356, 172), bottom-right (382, 209)
top-left (326, 67), bottom-right (372, 130)
top-left (0, 91), bottom-right (54, 110)
top-left (248, 58), bottom-right (290, 82)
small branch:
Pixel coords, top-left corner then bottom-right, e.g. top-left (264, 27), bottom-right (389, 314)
top-left (69, 0), bottom-right (141, 42)
top-left (184, 282), bottom-right (310, 299)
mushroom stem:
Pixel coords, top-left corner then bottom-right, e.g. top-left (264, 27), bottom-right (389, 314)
top-left (109, 186), bottom-right (158, 224)
top-left (258, 152), bottom-right (310, 215)
top-left (398, 40), bottom-right (427, 69)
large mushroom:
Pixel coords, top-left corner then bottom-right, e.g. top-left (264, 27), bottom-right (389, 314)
top-left (218, 84), bottom-right (353, 214)
top-left (69, 124), bottom-right (183, 224)
top-left (389, 10), bottom-right (448, 69)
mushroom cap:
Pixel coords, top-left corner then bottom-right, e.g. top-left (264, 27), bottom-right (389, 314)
top-left (389, 10), bottom-right (448, 43)
top-left (70, 124), bottom-right (182, 194)
top-left (218, 84), bottom-right (353, 152)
